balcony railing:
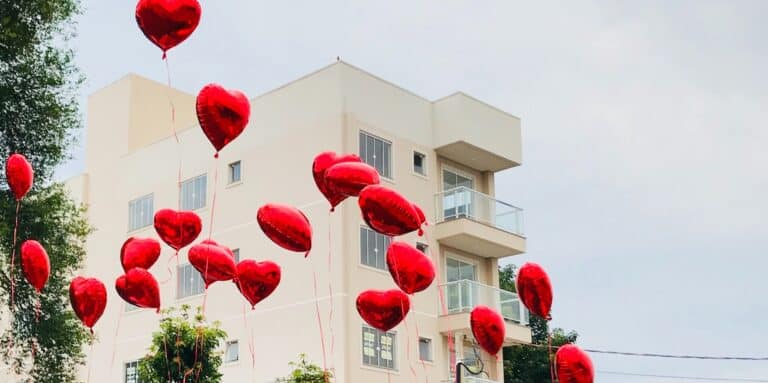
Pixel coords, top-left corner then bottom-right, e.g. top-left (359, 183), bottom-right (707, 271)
top-left (434, 187), bottom-right (524, 236)
top-left (439, 279), bottom-right (529, 325)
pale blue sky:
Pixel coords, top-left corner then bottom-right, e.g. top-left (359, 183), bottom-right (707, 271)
top-left (61, 1), bottom-right (768, 381)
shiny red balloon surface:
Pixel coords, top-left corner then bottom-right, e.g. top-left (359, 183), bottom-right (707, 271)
top-left (257, 203), bottom-right (312, 255)
top-left (69, 277), bottom-right (107, 329)
top-left (196, 83), bottom-right (251, 156)
top-left (516, 262), bottom-right (553, 320)
top-left (135, 0), bottom-right (201, 56)
top-left (356, 289), bottom-right (410, 332)
top-left (386, 242), bottom-right (434, 294)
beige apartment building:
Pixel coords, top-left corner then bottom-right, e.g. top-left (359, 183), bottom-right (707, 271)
top-left (67, 61), bottom-right (530, 383)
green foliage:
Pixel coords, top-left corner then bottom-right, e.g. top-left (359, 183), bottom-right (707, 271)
top-left (499, 265), bottom-right (579, 383)
top-left (275, 354), bottom-right (333, 383)
top-left (1, 0), bottom-right (83, 183)
top-left (138, 306), bottom-right (228, 383)
top-left (0, 185), bottom-right (91, 382)
top-left (0, 1), bottom-right (89, 381)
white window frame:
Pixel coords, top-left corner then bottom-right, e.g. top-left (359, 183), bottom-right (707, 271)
top-left (412, 150), bottom-right (427, 177)
top-left (224, 340), bottom-right (240, 363)
top-left (128, 193), bottom-right (154, 232)
top-left (360, 225), bottom-right (391, 271)
top-left (180, 174), bottom-right (207, 211)
top-left (227, 161), bottom-right (242, 185)
top-left (359, 130), bottom-right (393, 180)
top-left (362, 325), bottom-right (398, 371)
top-left (418, 337), bottom-right (433, 363)
top-left (124, 360), bottom-right (142, 383)
top-left (177, 262), bottom-right (205, 299)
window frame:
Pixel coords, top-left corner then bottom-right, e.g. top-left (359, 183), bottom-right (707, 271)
top-left (124, 360), bottom-right (142, 383)
top-left (180, 174), bottom-right (207, 211)
top-left (177, 262), bottom-right (205, 300)
top-left (359, 225), bottom-right (392, 271)
top-left (127, 193), bottom-right (154, 232)
top-left (412, 150), bottom-right (427, 177)
top-left (361, 325), bottom-right (398, 371)
top-left (359, 130), bottom-right (393, 180)
top-left (418, 337), bottom-right (433, 363)
top-left (224, 340), bottom-right (240, 363)
top-left (227, 161), bottom-right (242, 185)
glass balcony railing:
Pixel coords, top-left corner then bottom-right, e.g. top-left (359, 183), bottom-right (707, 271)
top-left (439, 279), bottom-right (529, 325)
top-left (434, 187), bottom-right (524, 236)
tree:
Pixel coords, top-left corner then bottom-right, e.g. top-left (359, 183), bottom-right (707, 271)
top-left (275, 354), bottom-right (333, 383)
top-left (499, 265), bottom-right (579, 383)
top-left (138, 305), bottom-right (228, 383)
top-left (1, 1), bottom-right (91, 382)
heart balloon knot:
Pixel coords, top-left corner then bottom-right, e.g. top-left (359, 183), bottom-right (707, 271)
top-left (214, 152), bottom-right (219, 159)
top-left (418, 228), bottom-right (424, 236)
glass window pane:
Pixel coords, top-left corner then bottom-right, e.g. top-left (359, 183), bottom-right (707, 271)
top-left (366, 135), bottom-right (375, 166)
top-left (360, 227), bottom-right (368, 266)
top-left (382, 141), bottom-right (391, 178)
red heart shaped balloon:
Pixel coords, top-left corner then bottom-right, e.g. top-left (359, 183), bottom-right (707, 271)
top-left (196, 84), bottom-right (250, 157)
top-left (235, 259), bottom-right (281, 309)
top-left (356, 289), bottom-right (410, 332)
top-left (20, 240), bottom-right (50, 293)
top-left (188, 240), bottom-right (237, 287)
top-left (135, 0), bottom-right (201, 57)
top-left (120, 237), bottom-right (161, 272)
top-left (312, 152), bottom-right (362, 211)
top-left (154, 209), bottom-right (202, 251)
top-left (556, 344), bottom-right (594, 383)
top-left (257, 204), bottom-right (312, 255)
top-left (325, 162), bottom-right (380, 198)
top-left (516, 262), bottom-right (553, 320)
top-left (5, 154), bottom-right (34, 201)
top-left (359, 185), bottom-right (422, 237)
top-left (115, 268), bottom-right (161, 312)
top-left (386, 242), bottom-right (435, 294)
top-left (470, 305), bottom-right (506, 355)
top-left (413, 203), bottom-right (427, 226)
top-left (69, 277), bottom-right (107, 330)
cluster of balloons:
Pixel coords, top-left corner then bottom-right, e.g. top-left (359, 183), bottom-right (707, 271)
top-left (7, 1), bottom-right (596, 381)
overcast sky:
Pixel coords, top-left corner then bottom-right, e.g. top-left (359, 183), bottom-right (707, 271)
top-left (60, 1), bottom-right (768, 381)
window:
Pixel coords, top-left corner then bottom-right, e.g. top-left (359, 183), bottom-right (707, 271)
top-left (233, 248), bottom-right (240, 263)
top-left (224, 340), bottom-right (239, 363)
top-left (128, 194), bottom-right (153, 231)
top-left (177, 263), bottom-right (205, 299)
top-left (442, 169), bottom-right (474, 220)
top-left (180, 174), bottom-right (207, 211)
top-left (416, 242), bottom-right (428, 253)
top-left (413, 152), bottom-right (426, 176)
top-left (126, 303), bottom-right (139, 312)
top-left (125, 360), bottom-right (142, 383)
top-left (360, 226), bottom-right (391, 270)
top-left (228, 161), bottom-right (241, 184)
top-left (362, 326), bottom-right (396, 370)
top-left (359, 131), bottom-right (392, 178)
top-left (418, 338), bottom-right (433, 362)
top-left (446, 257), bottom-right (478, 313)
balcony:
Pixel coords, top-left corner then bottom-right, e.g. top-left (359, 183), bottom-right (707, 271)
top-left (433, 92), bottom-right (522, 172)
top-left (433, 187), bottom-right (526, 258)
top-left (438, 280), bottom-right (532, 345)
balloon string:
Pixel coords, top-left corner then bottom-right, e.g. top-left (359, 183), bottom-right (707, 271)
top-left (388, 235), bottom-right (416, 382)
top-left (326, 210), bottom-right (335, 362)
top-left (424, 229), bottom-right (456, 375)
top-left (110, 302), bottom-right (125, 371)
top-left (241, 303), bottom-right (256, 369)
top-left (207, 158), bottom-right (219, 240)
top-left (164, 54), bottom-right (179, 145)
top-left (403, 310), bottom-right (418, 382)
top-left (548, 332), bottom-right (555, 383)
top-left (86, 334), bottom-right (95, 383)
top-left (312, 269), bottom-right (329, 383)
top-left (163, 332), bottom-right (172, 383)
top-left (10, 200), bottom-right (20, 313)
top-left (411, 300), bottom-right (429, 383)
top-left (160, 250), bottom-right (179, 285)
